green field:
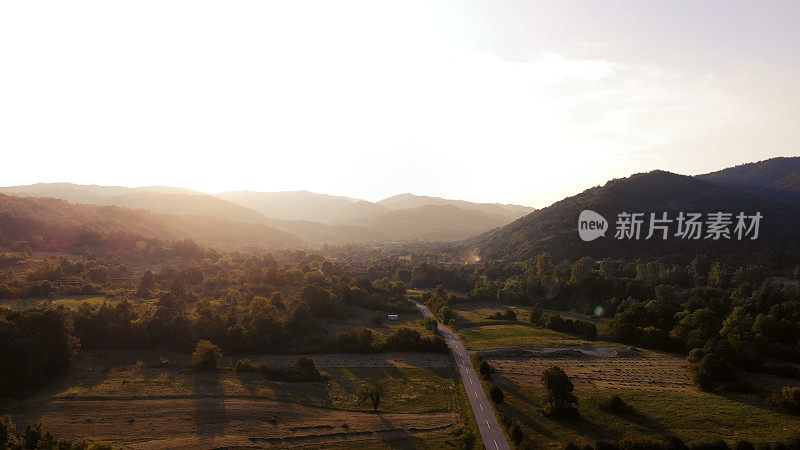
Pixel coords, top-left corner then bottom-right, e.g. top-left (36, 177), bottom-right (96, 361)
top-left (458, 323), bottom-right (600, 350)
top-left (494, 384), bottom-right (800, 447)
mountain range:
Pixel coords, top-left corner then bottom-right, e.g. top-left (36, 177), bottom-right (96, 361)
top-left (4, 157), bottom-right (799, 257)
top-left (0, 184), bottom-right (534, 247)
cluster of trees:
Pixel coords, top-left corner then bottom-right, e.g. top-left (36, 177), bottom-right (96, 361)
top-left (0, 246), bottom-right (456, 395)
top-left (539, 313), bottom-right (598, 340)
top-left (419, 251), bottom-right (800, 392)
top-left (329, 326), bottom-right (447, 353)
top-left (0, 307), bottom-right (78, 395)
top-left (0, 415), bottom-right (113, 450)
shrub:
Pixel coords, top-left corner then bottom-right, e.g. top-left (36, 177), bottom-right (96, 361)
top-left (598, 395), bottom-right (632, 414)
top-left (370, 311), bottom-right (384, 326)
top-left (0, 415), bottom-right (18, 448)
top-left (510, 423), bottom-right (524, 445)
top-left (489, 384), bottom-right (504, 405)
top-left (259, 357), bottom-right (327, 382)
top-left (687, 345), bottom-right (746, 392)
top-left (296, 356), bottom-right (318, 373)
top-left (192, 339), bottom-right (223, 370)
top-left (769, 387), bottom-right (800, 414)
top-left (733, 441), bottom-right (755, 450)
top-left (530, 304), bottom-right (543, 324)
top-left (235, 358), bottom-right (262, 373)
top-left (423, 316), bottom-right (438, 333)
top-left (489, 309), bottom-right (517, 321)
top-left (478, 360), bottom-right (493, 380)
top-left (358, 382), bottom-right (385, 412)
top-left (449, 425), bottom-right (476, 449)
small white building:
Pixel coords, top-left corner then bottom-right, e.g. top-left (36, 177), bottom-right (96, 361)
top-left (387, 314), bottom-right (399, 321)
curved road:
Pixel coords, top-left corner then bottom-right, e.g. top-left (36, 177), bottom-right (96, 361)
top-left (415, 302), bottom-right (510, 450)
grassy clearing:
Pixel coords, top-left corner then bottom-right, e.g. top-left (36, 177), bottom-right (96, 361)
top-left (53, 296), bottom-right (108, 308)
top-left (1, 295), bottom-right (110, 310)
top-left (458, 324), bottom-right (598, 350)
top-left (321, 306), bottom-right (425, 337)
top-left (452, 305), bottom-right (536, 329)
top-left (496, 384), bottom-right (800, 447)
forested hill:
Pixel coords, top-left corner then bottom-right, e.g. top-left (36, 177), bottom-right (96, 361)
top-left (467, 170), bottom-right (800, 261)
top-left (0, 194), bottom-right (304, 252)
top-left (697, 156), bottom-right (800, 205)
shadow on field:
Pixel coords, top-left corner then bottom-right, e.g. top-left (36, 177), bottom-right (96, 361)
top-left (374, 412), bottom-right (427, 449)
top-left (190, 370), bottom-right (226, 444)
top-left (618, 409), bottom-right (674, 436)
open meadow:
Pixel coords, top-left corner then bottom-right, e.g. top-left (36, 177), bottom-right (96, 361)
top-left (5, 350), bottom-right (476, 449)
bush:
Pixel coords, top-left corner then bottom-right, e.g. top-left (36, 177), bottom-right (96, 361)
top-left (489, 309), bottom-right (517, 321)
top-left (478, 360), bottom-right (493, 380)
top-left (489, 384), bottom-right (504, 405)
top-left (259, 357), bottom-right (327, 382)
top-left (733, 441), bottom-right (755, 450)
top-left (296, 356), bottom-right (318, 373)
top-left (541, 313), bottom-right (597, 340)
top-left (423, 316), bottom-right (438, 333)
top-left (769, 387), bottom-right (800, 414)
top-left (687, 345), bottom-right (746, 392)
top-left (0, 415), bottom-right (18, 448)
top-left (370, 311), bottom-right (384, 326)
top-left (598, 395), bottom-right (632, 414)
top-left (510, 423), bottom-right (524, 445)
top-left (235, 358), bottom-right (262, 373)
top-left (192, 339), bottom-right (223, 370)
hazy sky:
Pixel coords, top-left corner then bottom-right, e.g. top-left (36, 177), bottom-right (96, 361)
top-left (1, 1), bottom-right (798, 207)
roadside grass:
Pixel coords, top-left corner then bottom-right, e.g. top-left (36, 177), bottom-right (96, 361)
top-left (458, 324), bottom-right (599, 350)
top-left (496, 384), bottom-right (800, 447)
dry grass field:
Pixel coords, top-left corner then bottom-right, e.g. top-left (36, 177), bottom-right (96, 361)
top-left (5, 350), bottom-right (474, 449)
top-left (485, 347), bottom-right (692, 391)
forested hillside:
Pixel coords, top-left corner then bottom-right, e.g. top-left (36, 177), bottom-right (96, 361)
top-left (469, 170), bottom-right (800, 261)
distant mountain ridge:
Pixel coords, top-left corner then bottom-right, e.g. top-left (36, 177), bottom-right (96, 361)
top-left (0, 184), bottom-right (533, 244)
top-left (378, 193), bottom-right (534, 220)
top-left (0, 193), bottom-right (303, 251)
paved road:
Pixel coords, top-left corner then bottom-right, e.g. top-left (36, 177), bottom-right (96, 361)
top-left (415, 302), bottom-right (510, 450)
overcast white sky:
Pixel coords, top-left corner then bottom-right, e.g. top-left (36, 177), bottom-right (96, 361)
top-left (1, 1), bottom-right (798, 207)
